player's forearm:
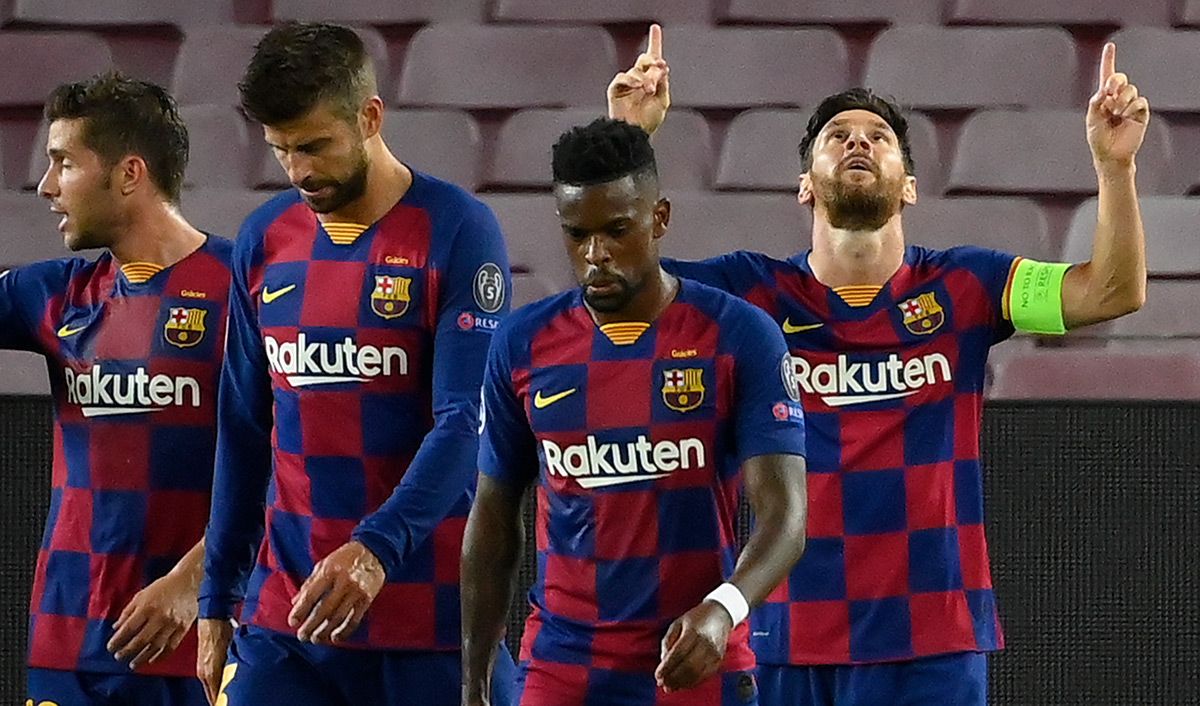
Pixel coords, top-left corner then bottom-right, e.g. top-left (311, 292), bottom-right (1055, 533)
top-left (167, 536), bottom-right (206, 592)
top-left (460, 477), bottom-right (524, 702)
top-left (727, 456), bottom-right (808, 606)
top-left (1067, 164), bottom-right (1146, 327)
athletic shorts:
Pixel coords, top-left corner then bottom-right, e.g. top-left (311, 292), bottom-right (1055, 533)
top-left (756, 651), bottom-right (988, 706)
top-left (27, 667), bottom-right (207, 706)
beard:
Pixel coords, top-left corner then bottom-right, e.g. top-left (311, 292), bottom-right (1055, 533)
top-left (818, 169), bottom-right (905, 231)
top-left (581, 271), bottom-right (641, 313)
top-left (299, 149), bottom-right (369, 214)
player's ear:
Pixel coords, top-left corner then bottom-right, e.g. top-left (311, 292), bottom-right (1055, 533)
top-left (359, 96), bottom-right (384, 140)
top-left (653, 197), bottom-right (670, 239)
top-left (902, 174), bottom-right (917, 206)
top-left (797, 172), bottom-right (814, 206)
top-left (116, 154), bottom-right (148, 196)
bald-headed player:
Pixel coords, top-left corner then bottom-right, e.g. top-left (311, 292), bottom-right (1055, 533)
top-left (609, 26), bottom-right (1149, 705)
top-left (1, 73), bottom-right (232, 706)
top-left (461, 118), bottom-right (808, 706)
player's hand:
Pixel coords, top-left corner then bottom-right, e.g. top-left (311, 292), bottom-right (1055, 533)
top-left (106, 569), bottom-right (199, 669)
top-left (196, 618), bottom-right (235, 706)
top-left (608, 24), bottom-right (671, 135)
top-left (655, 600), bottom-right (733, 693)
top-left (1086, 42), bottom-right (1150, 172)
top-left (289, 540), bottom-right (386, 645)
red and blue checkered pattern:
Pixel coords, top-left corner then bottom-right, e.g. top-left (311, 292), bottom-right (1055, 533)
top-left (201, 172), bottom-right (510, 651)
top-left (479, 279), bottom-right (806, 696)
top-left (0, 238), bottom-right (232, 676)
top-left (667, 245), bottom-right (1017, 665)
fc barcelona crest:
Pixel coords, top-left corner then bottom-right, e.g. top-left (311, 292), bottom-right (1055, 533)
top-left (164, 307), bottom-right (207, 348)
top-left (898, 292), bottom-right (945, 335)
top-left (371, 275), bottom-right (412, 319)
top-left (662, 368), bottom-right (705, 412)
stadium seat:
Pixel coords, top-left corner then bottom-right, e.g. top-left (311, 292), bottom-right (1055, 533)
top-left (173, 25), bottom-right (388, 106)
top-left (1106, 28), bottom-right (1200, 113)
top-left (864, 27), bottom-right (1077, 110)
top-left (1181, 1), bottom-right (1200, 26)
top-left (273, 0), bottom-right (486, 23)
top-left (988, 350), bottom-right (1200, 399)
top-left (946, 109), bottom-right (1173, 196)
top-left (179, 188), bottom-right (279, 239)
top-left (486, 108), bottom-right (712, 191)
top-left (0, 192), bottom-right (70, 268)
top-left (11, 0), bottom-right (247, 26)
top-left (477, 194), bottom-right (574, 290)
top-left (397, 25), bottom-right (617, 109)
top-left (719, 0), bottom-right (942, 25)
top-left (1070, 280), bottom-right (1200, 339)
top-left (901, 197), bottom-right (1053, 261)
top-left (255, 109), bottom-right (481, 190)
top-left (0, 32), bottom-right (113, 107)
top-left (714, 108), bottom-right (941, 194)
top-left (947, 0), bottom-right (1165, 27)
top-left (493, 0), bottom-right (708, 23)
top-left (1063, 197), bottom-right (1200, 276)
top-left (662, 26), bottom-right (849, 109)
top-left (512, 273), bottom-right (562, 308)
top-left (180, 105), bottom-right (252, 189)
top-left (660, 192), bottom-right (809, 261)
top-left (0, 351), bottom-right (50, 395)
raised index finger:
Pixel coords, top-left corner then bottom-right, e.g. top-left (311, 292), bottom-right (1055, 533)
top-left (647, 24), bottom-right (664, 60)
top-left (1098, 42), bottom-right (1116, 92)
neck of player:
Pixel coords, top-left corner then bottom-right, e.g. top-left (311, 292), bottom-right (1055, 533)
top-left (109, 202), bottom-right (207, 268)
top-left (807, 211), bottom-right (906, 288)
top-left (319, 137), bottom-right (413, 226)
top-left (589, 267), bottom-right (678, 326)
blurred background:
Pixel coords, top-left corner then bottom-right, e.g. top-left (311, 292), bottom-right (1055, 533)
top-left (0, 1), bottom-right (1196, 704)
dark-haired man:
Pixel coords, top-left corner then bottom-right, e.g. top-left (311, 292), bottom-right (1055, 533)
top-left (460, 117), bottom-right (808, 706)
top-left (1, 72), bottom-right (231, 706)
top-left (610, 27), bottom-right (1149, 705)
top-left (197, 21), bottom-right (513, 706)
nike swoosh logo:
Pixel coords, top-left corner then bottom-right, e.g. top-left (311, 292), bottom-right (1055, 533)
top-left (534, 388), bottom-right (577, 409)
top-left (262, 284), bottom-right (296, 304)
top-left (57, 324), bottom-right (85, 338)
top-left (782, 318), bottom-right (823, 334)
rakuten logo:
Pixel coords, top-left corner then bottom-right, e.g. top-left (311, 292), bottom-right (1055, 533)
top-left (264, 334), bottom-right (408, 387)
top-left (793, 352), bottom-right (952, 407)
top-left (64, 365), bottom-right (201, 417)
top-left (542, 435), bottom-right (706, 489)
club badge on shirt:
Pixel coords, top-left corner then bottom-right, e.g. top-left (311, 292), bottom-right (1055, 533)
top-left (371, 275), bottom-right (412, 319)
top-left (662, 368), bottom-right (705, 412)
top-left (898, 292), bottom-right (946, 336)
top-left (164, 307), bottom-right (207, 348)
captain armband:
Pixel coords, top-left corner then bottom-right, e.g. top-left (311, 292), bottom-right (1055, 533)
top-left (1004, 258), bottom-right (1072, 335)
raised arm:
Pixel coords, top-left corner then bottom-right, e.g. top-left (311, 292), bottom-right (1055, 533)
top-left (608, 24), bottom-right (671, 135)
top-left (1062, 42), bottom-right (1150, 329)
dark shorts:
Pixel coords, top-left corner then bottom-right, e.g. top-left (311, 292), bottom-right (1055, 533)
top-left (757, 652), bottom-right (988, 706)
top-left (27, 667), bottom-right (207, 706)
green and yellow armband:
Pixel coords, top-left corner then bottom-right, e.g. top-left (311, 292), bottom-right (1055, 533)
top-left (1004, 258), bottom-right (1072, 335)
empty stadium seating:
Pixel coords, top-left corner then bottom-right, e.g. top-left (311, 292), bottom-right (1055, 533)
top-left (719, 0), bottom-right (943, 25)
top-left (178, 188), bottom-right (276, 239)
top-left (10, 0), bottom-right (251, 27)
top-left (273, 0), bottom-right (486, 24)
top-left (1182, 1), bottom-right (1200, 26)
top-left (1063, 197), bottom-right (1200, 276)
top-left (1106, 28), bottom-right (1200, 113)
top-left (901, 197), bottom-right (1054, 260)
top-left (865, 27), bottom-right (1078, 110)
top-left (0, 351), bottom-right (50, 395)
top-left (989, 350), bottom-right (1200, 399)
top-left (493, 0), bottom-right (707, 24)
top-left (0, 32), bottom-right (112, 107)
top-left (0, 192), bottom-right (69, 268)
top-left (946, 0), bottom-right (1166, 27)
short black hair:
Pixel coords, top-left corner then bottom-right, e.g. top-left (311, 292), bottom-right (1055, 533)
top-left (239, 21), bottom-right (376, 125)
top-left (552, 117), bottom-right (658, 187)
top-left (44, 72), bottom-right (188, 202)
top-left (798, 88), bottom-right (914, 174)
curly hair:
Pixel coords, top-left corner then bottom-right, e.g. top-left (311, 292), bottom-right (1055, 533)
top-left (551, 117), bottom-right (658, 187)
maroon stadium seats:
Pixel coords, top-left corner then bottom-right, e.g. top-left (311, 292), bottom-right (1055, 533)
top-left (0, 32), bottom-right (113, 107)
top-left (660, 192), bottom-right (809, 261)
top-left (273, 0), bottom-right (486, 23)
top-left (511, 273), bottom-right (562, 308)
top-left (865, 27), bottom-right (1077, 110)
top-left (1072, 280), bottom-right (1200, 339)
top-left (493, 0), bottom-right (707, 24)
top-left (947, 0), bottom-right (1168, 27)
top-left (179, 188), bottom-right (279, 239)
top-left (173, 25), bottom-right (388, 106)
top-left (988, 350), bottom-right (1200, 399)
top-left (0, 351), bottom-right (50, 395)
top-left (946, 109), bottom-right (1173, 196)
top-left (477, 194), bottom-right (574, 290)
top-left (396, 25), bottom-right (617, 109)
top-left (255, 109), bottom-right (481, 190)
top-left (1106, 28), bottom-right (1200, 113)
top-left (714, 109), bottom-right (941, 195)
top-left (719, 0), bottom-right (942, 25)
top-left (180, 104), bottom-right (252, 189)
top-left (486, 108), bottom-right (712, 191)
top-left (662, 27), bottom-right (848, 109)
top-left (1063, 197), bottom-right (1200, 276)
top-left (0, 192), bottom-right (70, 268)
top-left (1181, 1), bottom-right (1200, 26)
top-left (902, 197), bottom-right (1053, 261)
top-left (11, 0), bottom-right (246, 26)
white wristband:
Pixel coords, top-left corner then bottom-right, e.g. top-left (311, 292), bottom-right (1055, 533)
top-left (704, 582), bottom-right (750, 626)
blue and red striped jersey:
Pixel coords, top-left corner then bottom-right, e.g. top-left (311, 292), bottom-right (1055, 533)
top-left (199, 171), bottom-right (511, 651)
top-left (479, 279), bottom-right (806, 676)
top-left (665, 245), bottom-right (1018, 665)
top-left (0, 237), bottom-right (232, 676)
